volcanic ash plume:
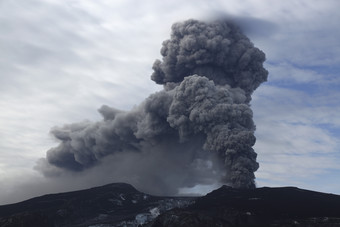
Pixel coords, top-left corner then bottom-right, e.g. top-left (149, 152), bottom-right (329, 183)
top-left (36, 19), bottom-right (268, 192)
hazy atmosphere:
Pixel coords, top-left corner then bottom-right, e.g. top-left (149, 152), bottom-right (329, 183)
top-left (1, 0), bottom-right (340, 205)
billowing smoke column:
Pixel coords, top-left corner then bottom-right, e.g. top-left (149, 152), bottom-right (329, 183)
top-left (37, 19), bottom-right (267, 192)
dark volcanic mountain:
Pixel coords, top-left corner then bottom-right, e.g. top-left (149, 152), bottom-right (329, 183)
top-left (0, 183), bottom-right (194, 227)
top-left (1, 183), bottom-right (340, 227)
top-left (148, 186), bottom-right (340, 227)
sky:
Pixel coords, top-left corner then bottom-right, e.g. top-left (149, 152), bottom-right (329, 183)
top-left (1, 0), bottom-right (340, 205)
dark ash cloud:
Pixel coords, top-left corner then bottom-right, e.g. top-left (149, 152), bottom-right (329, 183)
top-left (36, 19), bottom-right (267, 194)
top-left (151, 19), bottom-right (267, 100)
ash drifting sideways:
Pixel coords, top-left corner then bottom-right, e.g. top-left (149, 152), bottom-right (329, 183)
top-left (36, 19), bottom-right (268, 194)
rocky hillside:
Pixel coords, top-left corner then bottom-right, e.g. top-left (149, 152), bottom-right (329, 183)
top-left (1, 183), bottom-right (340, 226)
top-left (147, 186), bottom-right (340, 226)
top-left (0, 183), bottom-right (194, 227)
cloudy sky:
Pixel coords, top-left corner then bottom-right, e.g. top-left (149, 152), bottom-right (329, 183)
top-left (1, 0), bottom-right (340, 204)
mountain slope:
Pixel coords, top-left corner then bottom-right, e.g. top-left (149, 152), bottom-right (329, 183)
top-left (0, 183), bottom-right (194, 227)
top-left (147, 186), bottom-right (340, 226)
top-left (1, 184), bottom-right (340, 227)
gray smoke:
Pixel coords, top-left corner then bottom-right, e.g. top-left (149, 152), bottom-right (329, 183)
top-left (36, 19), bottom-right (267, 193)
top-left (151, 19), bottom-right (267, 101)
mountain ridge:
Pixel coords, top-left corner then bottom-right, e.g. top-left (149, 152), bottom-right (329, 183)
top-left (147, 185), bottom-right (340, 226)
top-left (1, 183), bottom-right (340, 226)
top-left (0, 182), bottom-right (194, 227)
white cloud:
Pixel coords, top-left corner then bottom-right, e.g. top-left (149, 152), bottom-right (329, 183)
top-left (253, 66), bottom-right (340, 192)
top-left (265, 63), bottom-right (325, 84)
top-left (253, 83), bottom-right (340, 127)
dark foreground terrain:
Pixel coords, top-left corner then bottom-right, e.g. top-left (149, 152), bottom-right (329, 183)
top-left (147, 186), bottom-right (340, 227)
top-left (1, 183), bottom-right (340, 227)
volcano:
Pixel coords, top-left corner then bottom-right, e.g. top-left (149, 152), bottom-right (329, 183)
top-left (1, 183), bottom-right (340, 226)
